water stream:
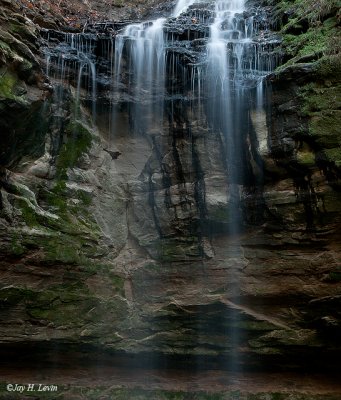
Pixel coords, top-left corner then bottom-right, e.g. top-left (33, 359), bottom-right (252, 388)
top-left (42, 0), bottom-right (280, 369)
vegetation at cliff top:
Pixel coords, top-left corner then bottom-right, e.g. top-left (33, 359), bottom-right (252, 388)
top-left (273, 0), bottom-right (340, 64)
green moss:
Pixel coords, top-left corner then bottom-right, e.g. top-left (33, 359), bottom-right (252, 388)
top-left (277, 0), bottom-right (339, 28)
top-left (300, 83), bottom-right (341, 114)
top-left (296, 150), bottom-right (315, 166)
top-left (56, 120), bottom-right (92, 178)
top-left (8, 21), bottom-right (36, 42)
top-left (112, 0), bottom-right (125, 7)
top-left (27, 290), bottom-right (127, 328)
top-left (15, 198), bottom-right (39, 227)
top-left (0, 287), bottom-right (37, 305)
top-left (0, 69), bottom-right (16, 97)
top-left (77, 189), bottom-right (92, 205)
top-left (275, 1), bottom-right (340, 69)
top-left (316, 54), bottom-right (341, 77)
top-left (44, 183), bottom-right (68, 212)
top-left (282, 28), bottom-right (328, 59)
top-left (9, 232), bottom-right (26, 256)
top-left (0, 68), bottom-right (26, 103)
top-left (309, 111), bottom-right (341, 148)
top-left (156, 238), bottom-right (201, 262)
top-left (110, 274), bottom-right (125, 295)
top-left (296, 55), bottom-right (340, 170)
top-left (25, 284), bottom-right (101, 326)
top-left (41, 236), bottom-right (86, 264)
top-left (39, 182), bottom-right (98, 240)
top-left (324, 148), bottom-right (341, 167)
top-left (28, 295), bottom-right (96, 326)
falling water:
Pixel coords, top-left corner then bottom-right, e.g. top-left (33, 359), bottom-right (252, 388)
top-left (69, 34), bottom-right (97, 124)
top-left (41, 0), bottom-right (279, 372)
top-left (206, 0), bottom-right (249, 372)
top-left (172, 0), bottom-right (197, 17)
top-left (206, 0), bottom-right (250, 229)
top-left (112, 18), bottom-right (166, 135)
top-left (44, 33), bottom-right (97, 124)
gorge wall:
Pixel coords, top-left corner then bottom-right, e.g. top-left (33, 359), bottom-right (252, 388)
top-left (0, 0), bottom-right (340, 397)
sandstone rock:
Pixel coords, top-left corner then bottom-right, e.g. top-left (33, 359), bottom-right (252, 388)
top-left (0, 0), bottom-right (340, 381)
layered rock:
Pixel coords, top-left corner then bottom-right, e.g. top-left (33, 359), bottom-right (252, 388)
top-left (0, 0), bottom-right (340, 386)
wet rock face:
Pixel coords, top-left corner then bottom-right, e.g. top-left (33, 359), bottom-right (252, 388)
top-left (0, 0), bottom-right (340, 373)
top-left (0, 0), bottom-right (50, 168)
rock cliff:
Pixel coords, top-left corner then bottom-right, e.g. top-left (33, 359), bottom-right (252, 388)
top-left (0, 0), bottom-right (340, 398)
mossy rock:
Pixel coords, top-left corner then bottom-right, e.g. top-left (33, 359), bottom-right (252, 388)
top-left (0, 68), bottom-right (26, 104)
top-left (154, 237), bottom-right (202, 262)
top-left (56, 120), bottom-right (93, 178)
top-left (324, 148), bottom-right (341, 167)
top-left (300, 83), bottom-right (341, 115)
top-left (309, 111), bottom-right (341, 149)
top-left (0, 286), bottom-right (37, 305)
top-left (316, 54), bottom-right (341, 78)
top-left (296, 149), bottom-right (315, 167)
top-left (14, 197), bottom-right (39, 227)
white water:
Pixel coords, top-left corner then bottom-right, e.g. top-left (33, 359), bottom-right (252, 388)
top-left (41, 0), bottom-right (279, 373)
top-left (112, 0), bottom-right (199, 134)
top-left (112, 18), bottom-right (166, 134)
top-left (63, 34), bottom-right (97, 124)
top-left (172, 0), bottom-right (197, 17)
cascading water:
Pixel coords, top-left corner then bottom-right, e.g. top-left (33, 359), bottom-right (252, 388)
top-left (206, 0), bottom-right (250, 371)
top-left (42, 0), bottom-right (280, 370)
top-left (172, 0), bottom-right (197, 17)
top-left (44, 33), bottom-right (98, 125)
top-left (206, 0), bottom-right (251, 230)
top-left (112, 18), bottom-right (166, 135)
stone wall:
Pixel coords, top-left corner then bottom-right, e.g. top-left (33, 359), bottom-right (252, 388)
top-left (0, 0), bottom-right (340, 379)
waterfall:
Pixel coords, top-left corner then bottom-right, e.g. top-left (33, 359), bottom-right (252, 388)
top-left (172, 0), bottom-right (197, 17)
top-left (41, 0), bottom-right (279, 369)
top-left (206, 0), bottom-right (250, 226)
top-left (43, 33), bottom-right (97, 124)
top-left (112, 18), bottom-right (166, 135)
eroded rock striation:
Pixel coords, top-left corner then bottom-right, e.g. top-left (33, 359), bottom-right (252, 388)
top-left (0, 0), bottom-right (340, 384)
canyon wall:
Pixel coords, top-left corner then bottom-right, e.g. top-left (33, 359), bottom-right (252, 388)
top-left (0, 0), bottom-right (340, 386)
